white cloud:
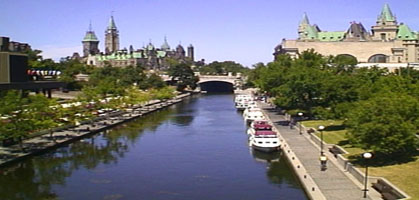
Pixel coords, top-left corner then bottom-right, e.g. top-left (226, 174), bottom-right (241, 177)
top-left (39, 45), bottom-right (82, 61)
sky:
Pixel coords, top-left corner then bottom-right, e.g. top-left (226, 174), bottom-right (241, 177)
top-left (1, 0), bottom-right (419, 67)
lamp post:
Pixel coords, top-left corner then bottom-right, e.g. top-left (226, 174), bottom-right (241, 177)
top-left (318, 125), bottom-right (325, 155)
top-left (298, 112), bottom-right (303, 134)
top-left (362, 152), bottom-right (373, 198)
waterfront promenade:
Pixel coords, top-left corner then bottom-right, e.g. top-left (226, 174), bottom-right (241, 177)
top-left (0, 94), bottom-right (189, 167)
top-left (260, 103), bottom-right (381, 200)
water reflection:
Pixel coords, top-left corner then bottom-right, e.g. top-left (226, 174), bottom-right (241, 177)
top-left (0, 109), bottom-right (173, 200)
top-left (251, 148), bottom-right (302, 189)
top-left (0, 95), bottom-right (306, 200)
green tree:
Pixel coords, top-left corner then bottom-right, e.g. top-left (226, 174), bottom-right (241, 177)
top-left (345, 92), bottom-right (419, 157)
top-left (168, 63), bottom-right (198, 91)
top-left (0, 91), bottom-right (34, 148)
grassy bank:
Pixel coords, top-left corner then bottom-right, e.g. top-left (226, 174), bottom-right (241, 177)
top-left (302, 120), bottom-right (419, 199)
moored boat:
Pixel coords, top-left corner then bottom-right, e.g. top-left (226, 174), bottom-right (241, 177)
top-left (249, 130), bottom-right (281, 153)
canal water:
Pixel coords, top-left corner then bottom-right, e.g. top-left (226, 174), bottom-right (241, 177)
top-left (0, 94), bottom-right (307, 200)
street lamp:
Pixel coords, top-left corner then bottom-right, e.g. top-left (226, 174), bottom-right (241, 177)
top-left (298, 112), bottom-right (303, 135)
top-left (318, 125), bottom-right (325, 155)
top-left (362, 152), bottom-right (373, 198)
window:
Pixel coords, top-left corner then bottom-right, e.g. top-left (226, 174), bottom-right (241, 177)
top-left (381, 33), bottom-right (386, 40)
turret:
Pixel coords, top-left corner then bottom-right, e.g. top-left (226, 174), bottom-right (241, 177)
top-left (82, 22), bottom-right (100, 57)
top-left (161, 36), bottom-right (171, 51)
top-left (187, 44), bottom-right (194, 61)
top-left (371, 4), bottom-right (398, 41)
top-left (298, 13), bottom-right (310, 39)
top-left (176, 44), bottom-right (185, 58)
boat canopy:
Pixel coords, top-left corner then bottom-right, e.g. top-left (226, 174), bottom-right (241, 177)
top-left (253, 124), bottom-right (272, 130)
top-left (255, 130), bottom-right (276, 136)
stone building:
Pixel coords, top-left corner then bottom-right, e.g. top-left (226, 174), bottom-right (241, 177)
top-left (274, 4), bottom-right (419, 64)
top-left (82, 15), bottom-right (194, 70)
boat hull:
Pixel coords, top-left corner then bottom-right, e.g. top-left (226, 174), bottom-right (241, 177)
top-left (252, 145), bottom-right (281, 153)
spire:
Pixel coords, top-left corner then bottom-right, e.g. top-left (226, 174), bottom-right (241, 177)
top-left (378, 3), bottom-right (395, 22)
top-left (83, 22), bottom-right (98, 42)
top-left (88, 20), bottom-right (92, 31)
top-left (108, 15), bottom-right (117, 30)
top-left (161, 36), bottom-right (170, 50)
top-left (300, 12), bottom-right (310, 25)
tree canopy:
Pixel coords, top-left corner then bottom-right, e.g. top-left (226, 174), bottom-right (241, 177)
top-left (248, 50), bottom-right (419, 156)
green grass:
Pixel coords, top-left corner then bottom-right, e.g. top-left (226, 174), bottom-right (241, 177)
top-left (302, 120), bottom-right (419, 199)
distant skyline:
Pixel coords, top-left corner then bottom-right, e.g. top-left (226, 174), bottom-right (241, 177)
top-left (1, 0), bottom-right (419, 67)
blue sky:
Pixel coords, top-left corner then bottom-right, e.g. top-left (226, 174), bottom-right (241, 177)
top-left (1, 0), bottom-right (419, 67)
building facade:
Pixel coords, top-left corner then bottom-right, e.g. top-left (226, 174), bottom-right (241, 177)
top-left (274, 4), bottom-right (419, 64)
top-left (82, 16), bottom-right (195, 70)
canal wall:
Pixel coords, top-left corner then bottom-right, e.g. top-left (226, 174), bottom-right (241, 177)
top-left (263, 115), bottom-right (327, 200)
top-left (0, 93), bottom-right (191, 168)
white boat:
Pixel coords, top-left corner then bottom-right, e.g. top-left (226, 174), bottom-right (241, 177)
top-left (243, 110), bottom-right (265, 124)
top-left (242, 106), bottom-right (261, 118)
top-left (234, 94), bottom-right (253, 110)
top-left (249, 130), bottom-right (281, 152)
top-left (247, 120), bottom-right (272, 135)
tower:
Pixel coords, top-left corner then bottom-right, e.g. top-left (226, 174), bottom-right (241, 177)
top-left (298, 13), bottom-right (310, 39)
top-left (297, 13), bottom-right (319, 40)
top-left (105, 15), bottom-right (120, 54)
top-left (175, 44), bottom-right (185, 59)
top-left (161, 36), bottom-right (171, 51)
top-left (371, 3), bottom-right (398, 41)
top-left (82, 22), bottom-right (99, 57)
top-left (187, 44), bottom-right (194, 61)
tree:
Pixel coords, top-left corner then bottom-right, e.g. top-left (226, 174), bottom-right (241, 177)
top-left (150, 87), bottom-right (176, 100)
top-left (197, 61), bottom-right (249, 75)
top-left (0, 91), bottom-right (34, 148)
top-left (168, 63), bottom-right (198, 91)
top-left (345, 92), bottom-right (419, 157)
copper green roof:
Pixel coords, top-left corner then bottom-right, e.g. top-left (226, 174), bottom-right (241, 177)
top-left (147, 43), bottom-right (154, 50)
top-left (83, 31), bottom-right (99, 42)
top-left (108, 16), bottom-right (117, 30)
top-left (157, 51), bottom-right (166, 58)
top-left (161, 37), bottom-right (170, 50)
top-left (397, 24), bottom-right (418, 40)
top-left (133, 52), bottom-right (143, 58)
top-left (305, 25), bottom-right (319, 39)
top-left (378, 3), bottom-right (396, 22)
top-left (318, 32), bottom-right (345, 41)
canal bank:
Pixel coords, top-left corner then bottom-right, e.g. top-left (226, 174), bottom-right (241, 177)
top-left (0, 93), bottom-right (190, 167)
top-left (0, 93), bottom-right (307, 200)
top-left (259, 102), bottom-right (381, 200)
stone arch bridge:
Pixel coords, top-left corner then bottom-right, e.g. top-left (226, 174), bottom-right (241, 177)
top-left (161, 72), bottom-right (245, 92)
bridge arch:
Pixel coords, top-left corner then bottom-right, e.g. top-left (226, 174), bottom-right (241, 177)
top-left (368, 54), bottom-right (388, 63)
top-left (199, 81), bottom-right (234, 93)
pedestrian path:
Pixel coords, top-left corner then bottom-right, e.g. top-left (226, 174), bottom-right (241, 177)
top-left (260, 103), bottom-right (376, 200)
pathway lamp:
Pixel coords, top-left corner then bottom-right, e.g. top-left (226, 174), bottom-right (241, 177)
top-left (298, 112), bottom-right (303, 135)
top-left (318, 125), bottom-right (325, 155)
top-left (362, 152), bottom-right (373, 198)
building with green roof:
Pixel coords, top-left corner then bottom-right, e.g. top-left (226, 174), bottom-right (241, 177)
top-left (83, 16), bottom-right (195, 70)
top-left (275, 3), bottom-right (419, 64)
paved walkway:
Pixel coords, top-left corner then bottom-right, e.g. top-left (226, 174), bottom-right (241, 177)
top-left (260, 103), bottom-right (377, 200)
